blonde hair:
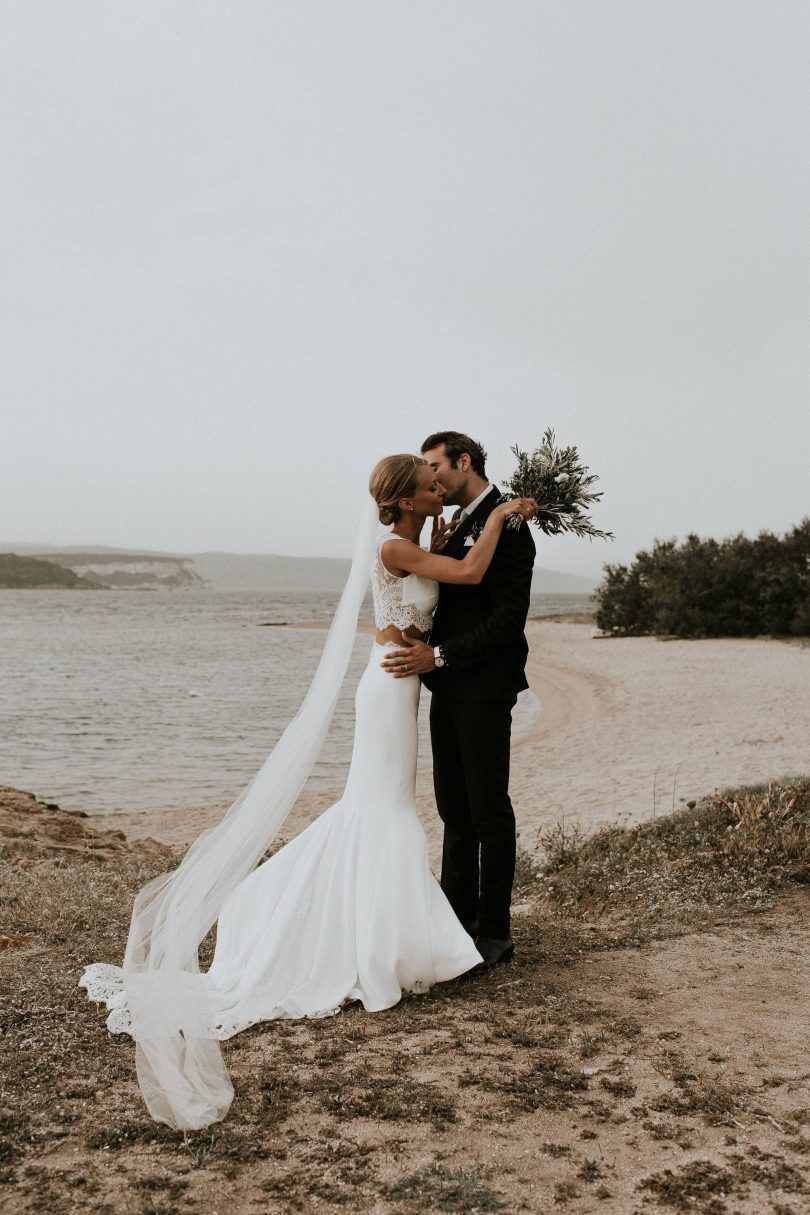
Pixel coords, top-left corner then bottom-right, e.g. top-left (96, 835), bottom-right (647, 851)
top-left (369, 454), bottom-right (427, 525)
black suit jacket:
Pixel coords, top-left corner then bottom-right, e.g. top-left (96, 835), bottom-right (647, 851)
top-left (422, 486), bottom-right (536, 701)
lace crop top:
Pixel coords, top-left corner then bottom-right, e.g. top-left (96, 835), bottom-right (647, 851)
top-left (371, 535), bottom-right (439, 634)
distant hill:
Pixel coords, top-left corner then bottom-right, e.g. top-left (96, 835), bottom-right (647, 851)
top-left (0, 553), bottom-right (98, 589)
top-left (36, 553), bottom-right (206, 590)
top-left (193, 552), bottom-right (597, 593)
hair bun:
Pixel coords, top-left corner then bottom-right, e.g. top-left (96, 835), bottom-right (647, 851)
top-left (369, 453), bottom-right (425, 529)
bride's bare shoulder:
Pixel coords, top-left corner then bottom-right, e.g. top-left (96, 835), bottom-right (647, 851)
top-left (380, 536), bottom-right (414, 576)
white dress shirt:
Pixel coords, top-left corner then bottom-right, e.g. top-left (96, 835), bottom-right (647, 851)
top-left (459, 483), bottom-right (493, 521)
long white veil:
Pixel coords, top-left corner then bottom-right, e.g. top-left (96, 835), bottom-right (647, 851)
top-left (112, 498), bottom-right (381, 1130)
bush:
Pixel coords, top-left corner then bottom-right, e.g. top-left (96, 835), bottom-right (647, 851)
top-left (595, 519), bottom-right (810, 637)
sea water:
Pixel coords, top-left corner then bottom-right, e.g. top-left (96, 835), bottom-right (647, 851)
top-left (0, 589), bottom-right (593, 815)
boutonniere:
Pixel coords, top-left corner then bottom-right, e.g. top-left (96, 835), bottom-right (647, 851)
top-left (464, 522), bottom-right (484, 546)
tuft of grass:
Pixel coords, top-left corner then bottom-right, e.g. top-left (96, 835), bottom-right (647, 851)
top-left (513, 843), bottom-right (544, 893)
top-left (488, 1052), bottom-right (590, 1116)
top-left (257, 1061), bottom-right (297, 1128)
top-left (638, 1159), bottom-right (734, 1211)
top-left (538, 1142), bottom-right (572, 1158)
top-left (538, 820), bottom-right (587, 873)
top-left (577, 1157), bottom-right (604, 1182)
top-left (600, 1076), bottom-right (637, 1099)
top-left (578, 1031), bottom-right (607, 1059)
top-left (649, 1068), bottom-right (750, 1127)
top-left (258, 1135), bottom-right (377, 1208)
top-left (553, 1179), bottom-right (581, 1204)
top-left (382, 1162), bottom-right (507, 1212)
top-left (133, 1174), bottom-right (189, 1199)
top-left (324, 1071), bottom-right (457, 1130)
top-left (639, 1147), bottom-right (809, 1211)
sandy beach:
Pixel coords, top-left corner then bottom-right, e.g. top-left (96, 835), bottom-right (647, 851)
top-left (91, 621), bottom-right (810, 861)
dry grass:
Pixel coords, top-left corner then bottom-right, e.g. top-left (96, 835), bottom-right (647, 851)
top-left (1, 779), bottom-right (809, 1212)
top-left (538, 777), bottom-right (810, 942)
top-left (638, 1148), bottom-right (809, 1213)
top-left (382, 1162), bottom-right (507, 1212)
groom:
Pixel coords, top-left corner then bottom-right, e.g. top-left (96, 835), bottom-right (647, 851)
top-left (381, 431), bottom-right (535, 968)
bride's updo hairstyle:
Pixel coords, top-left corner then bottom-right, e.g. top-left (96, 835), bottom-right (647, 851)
top-left (369, 454), bottom-right (427, 525)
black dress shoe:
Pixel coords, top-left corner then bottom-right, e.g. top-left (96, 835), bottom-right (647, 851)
top-left (472, 935), bottom-right (515, 969)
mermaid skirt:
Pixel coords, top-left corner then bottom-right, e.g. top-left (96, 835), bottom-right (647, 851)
top-left (81, 643), bottom-right (481, 1038)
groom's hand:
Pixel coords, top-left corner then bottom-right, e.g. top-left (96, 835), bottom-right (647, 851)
top-left (380, 635), bottom-right (436, 678)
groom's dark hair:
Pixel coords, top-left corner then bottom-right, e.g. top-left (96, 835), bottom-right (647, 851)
top-left (421, 431), bottom-right (488, 478)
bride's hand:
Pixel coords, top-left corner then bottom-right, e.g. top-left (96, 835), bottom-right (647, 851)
top-left (494, 497), bottom-right (537, 524)
top-left (431, 515), bottom-right (461, 552)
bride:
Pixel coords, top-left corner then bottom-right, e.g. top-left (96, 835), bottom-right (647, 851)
top-left (80, 453), bottom-right (536, 1131)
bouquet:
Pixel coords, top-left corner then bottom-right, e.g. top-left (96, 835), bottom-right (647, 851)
top-left (500, 429), bottom-right (613, 539)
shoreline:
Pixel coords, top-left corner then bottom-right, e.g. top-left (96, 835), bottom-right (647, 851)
top-left (88, 621), bottom-right (810, 862)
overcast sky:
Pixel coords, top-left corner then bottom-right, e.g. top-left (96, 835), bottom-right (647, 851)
top-left (1, 1), bottom-right (808, 578)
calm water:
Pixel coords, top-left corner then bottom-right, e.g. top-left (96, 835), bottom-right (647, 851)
top-left (0, 589), bottom-right (592, 815)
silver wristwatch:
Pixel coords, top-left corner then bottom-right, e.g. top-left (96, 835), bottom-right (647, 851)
top-left (433, 646), bottom-right (446, 669)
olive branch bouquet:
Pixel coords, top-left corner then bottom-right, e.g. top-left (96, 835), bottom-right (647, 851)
top-left (500, 429), bottom-right (613, 539)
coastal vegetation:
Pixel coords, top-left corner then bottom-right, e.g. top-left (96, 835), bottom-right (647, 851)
top-left (595, 519), bottom-right (810, 638)
top-left (0, 554), bottom-right (98, 589)
top-left (1, 778), bottom-right (807, 1213)
top-left (538, 777), bottom-right (810, 935)
top-left (0, 552), bottom-right (205, 590)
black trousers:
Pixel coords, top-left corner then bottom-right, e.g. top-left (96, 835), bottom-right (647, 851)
top-left (429, 694), bottom-right (516, 940)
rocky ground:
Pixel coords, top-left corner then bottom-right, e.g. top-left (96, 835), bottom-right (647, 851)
top-left (0, 787), bottom-right (170, 871)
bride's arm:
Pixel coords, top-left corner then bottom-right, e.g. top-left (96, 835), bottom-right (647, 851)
top-left (382, 498), bottom-right (536, 585)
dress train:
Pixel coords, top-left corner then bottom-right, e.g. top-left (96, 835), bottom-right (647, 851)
top-left (81, 643), bottom-right (481, 1039)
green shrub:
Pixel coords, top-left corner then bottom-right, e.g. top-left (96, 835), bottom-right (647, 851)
top-left (595, 519), bottom-right (810, 637)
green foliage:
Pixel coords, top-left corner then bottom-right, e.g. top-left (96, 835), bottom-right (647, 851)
top-left (0, 553), bottom-right (97, 589)
top-left (595, 519), bottom-right (810, 637)
top-left (503, 429), bottom-right (614, 540)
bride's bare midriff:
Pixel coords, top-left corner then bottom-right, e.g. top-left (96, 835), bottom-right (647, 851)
top-left (375, 626), bottom-right (429, 645)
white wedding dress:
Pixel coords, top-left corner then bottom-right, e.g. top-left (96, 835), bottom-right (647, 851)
top-left (81, 532), bottom-right (481, 1120)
